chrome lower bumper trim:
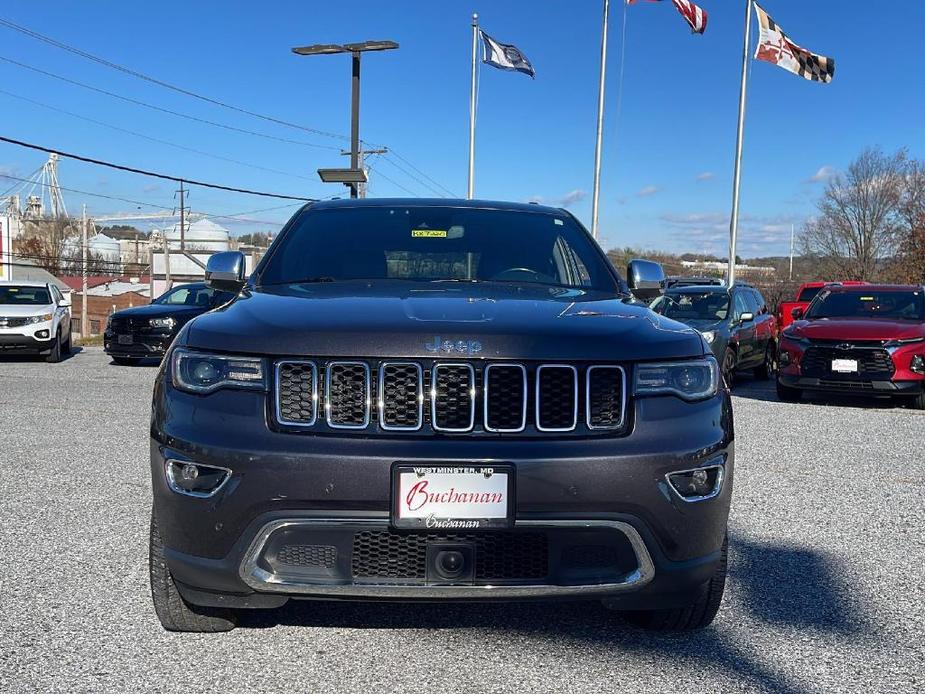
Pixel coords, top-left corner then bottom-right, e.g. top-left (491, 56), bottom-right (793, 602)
top-left (238, 518), bottom-right (656, 598)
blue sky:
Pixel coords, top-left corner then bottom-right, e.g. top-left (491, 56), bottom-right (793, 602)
top-left (1, 1), bottom-right (922, 257)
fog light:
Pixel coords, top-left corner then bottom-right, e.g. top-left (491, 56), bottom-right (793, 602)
top-left (666, 464), bottom-right (724, 502)
top-left (779, 351), bottom-right (791, 367)
top-left (166, 460), bottom-right (231, 498)
top-left (36, 329), bottom-right (50, 339)
top-left (912, 355), bottom-right (925, 375)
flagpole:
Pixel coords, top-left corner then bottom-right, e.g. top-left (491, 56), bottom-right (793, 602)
top-left (727, 0), bottom-right (753, 287)
top-left (789, 222), bottom-right (795, 280)
top-left (590, 0), bottom-right (610, 240)
top-left (467, 13), bottom-right (479, 200)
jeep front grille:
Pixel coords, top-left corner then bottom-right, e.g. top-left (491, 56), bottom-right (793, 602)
top-left (273, 360), bottom-right (628, 437)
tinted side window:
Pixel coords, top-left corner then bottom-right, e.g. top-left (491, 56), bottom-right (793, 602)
top-left (733, 292), bottom-right (750, 319)
top-left (749, 290), bottom-right (766, 315)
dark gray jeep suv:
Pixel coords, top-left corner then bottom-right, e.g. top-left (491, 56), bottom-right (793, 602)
top-left (149, 199), bottom-right (733, 632)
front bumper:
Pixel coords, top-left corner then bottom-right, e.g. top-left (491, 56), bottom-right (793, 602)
top-left (778, 374), bottom-right (924, 395)
top-left (104, 330), bottom-right (173, 358)
top-left (0, 330), bottom-right (54, 353)
top-left (151, 380), bottom-right (734, 609)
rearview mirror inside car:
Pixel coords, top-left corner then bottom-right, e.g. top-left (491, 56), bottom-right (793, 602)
top-left (205, 251), bottom-right (246, 293)
top-left (626, 259), bottom-right (665, 301)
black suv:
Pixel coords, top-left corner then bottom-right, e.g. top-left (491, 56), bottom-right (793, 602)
top-left (651, 284), bottom-right (778, 386)
top-left (149, 199), bottom-right (733, 632)
top-left (105, 282), bottom-right (234, 365)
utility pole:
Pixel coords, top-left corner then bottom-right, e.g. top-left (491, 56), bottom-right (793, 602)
top-left (341, 148), bottom-right (387, 197)
top-left (81, 204), bottom-right (88, 337)
top-left (177, 180), bottom-right (186, 252)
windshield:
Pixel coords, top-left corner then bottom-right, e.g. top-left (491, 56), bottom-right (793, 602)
top-left (654, 292), bottom-right (730, 321)
top-left (807, 290), bottom-right (925, 320)
top-left (258, 206), bottom-right (619, 292)
top-left (155, 285), bottom-right (230, 307)
top-left (797, 286), bottom-right (822, 302)
top-left (0, 285), bottom-right (51, 305)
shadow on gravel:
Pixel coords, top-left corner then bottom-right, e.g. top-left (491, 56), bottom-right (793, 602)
top-left (0, 345), bottom-right (83, 363)
top-left (732, 377), bottom-right (917, 412)
top-left (237, 534), bottom-right (871, 694)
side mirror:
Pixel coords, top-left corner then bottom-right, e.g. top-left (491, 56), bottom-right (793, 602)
top-left (59, 293), bottom-right (72, 307)
top-left (205, 251), bottom-right (246, 293)
top-left (739, 312), bottom-right (754, 324)
top-left (626, 259), bottom-right (666, 301)
top-left (791, 307), bottom-right (804, 320)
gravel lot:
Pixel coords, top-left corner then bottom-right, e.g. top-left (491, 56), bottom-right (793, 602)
top-left (1, 346), bottom-right (922, 693)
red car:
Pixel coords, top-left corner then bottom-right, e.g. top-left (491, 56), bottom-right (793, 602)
top-left (777, 284), bottom-right (925, 408)
top-left (777, 281), bottom-right (869, 330)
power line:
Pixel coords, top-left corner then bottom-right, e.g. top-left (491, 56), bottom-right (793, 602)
top-left (0, 18), bottom-right (348, 141)
top-left (384, 148), bottom-right (458, 197)
top-left (0, 135), bottom-right (315, 201)
top-left (0, 55), bottom-right (341, 151)
top-left (365, 154), bottom-right (419, 197)
top-left (0, 172), bottom-right (302, 226)
top-left (0, 88), bottom-right (323, 184)
top-left (377, 153), bottom-right (448, 198)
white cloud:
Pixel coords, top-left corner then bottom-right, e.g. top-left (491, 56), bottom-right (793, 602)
top-left (696, 172), bottom-right (715, 182)
top-left (558, 189), bottom-right (587, 207)
top-left (637, 185), bottom-right (661, 198)
top-left (805, 165), bottom-right (836, 184)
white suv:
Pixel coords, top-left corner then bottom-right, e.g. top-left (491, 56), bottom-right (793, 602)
top-left (0, 281), bottom-right (73, 362)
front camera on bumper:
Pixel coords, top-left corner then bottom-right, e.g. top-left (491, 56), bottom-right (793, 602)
top-left (166, 460), bottom-right (231, 498)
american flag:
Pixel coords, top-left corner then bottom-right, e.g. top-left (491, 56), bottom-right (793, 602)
top-left (754, 4), bottom-right (835, 83)
top-left (627, 0), bottom-right (708, 35)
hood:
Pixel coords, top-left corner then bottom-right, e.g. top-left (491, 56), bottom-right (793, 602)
top-left (184, 281), bottom-right (705, 361)
top-left (789, 318), bottom-right (925, 342)
top-left (112, 303), bottom-right (205, 319)
top-left (0, 303), bottom-right (56, 317)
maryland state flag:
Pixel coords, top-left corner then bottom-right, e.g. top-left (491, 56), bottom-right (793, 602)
top-left (754, 4), bottom-right (835, 83)
top-left (628, 0), bottom-right (708, 35)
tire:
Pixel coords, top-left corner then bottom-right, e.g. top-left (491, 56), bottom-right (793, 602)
top-left (45, 333), bottom-right (62, 363)
top-left (618, 535), bottom-right (728, 631)
top-left (776, 379), bottom-right (802, 402)
top-left (112, 356), bottom-right (140, 366)
top-left (753, 343), bottom-right (776, 380)
top-left (908, 391), bottom-right (925, 410)
top-left (61, 332), bottom-right (72, 356)
top-left (149, 510), bottom-right (237, 633)
top-left (721, 348), bottom-right (737, 389)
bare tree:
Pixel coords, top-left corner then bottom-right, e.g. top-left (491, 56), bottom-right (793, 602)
top-left (12, 218), bottom-right (78, 275)
top-left (895, 158), bottom-right (925, 283)
top-left (800, 148), bottom-right (907, 280)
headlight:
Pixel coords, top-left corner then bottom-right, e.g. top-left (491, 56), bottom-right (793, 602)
top-left (700, 330), bottom-right (716, 344)
top-left (781, 331), bottom-right (810, 346)
top-left (150, 317), bottom-right (176, 329)
top-left (27, 313), bottom-right (53, 324)
top-left (635, 358), bottom-right (720, 401)
top-left (172, 348), bottom-right (266, 394)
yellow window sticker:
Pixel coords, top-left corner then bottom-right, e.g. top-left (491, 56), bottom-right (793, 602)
top-left (411, 229), bottom-right (448, 238)
top-left (860, 296), bottom-right (874, 301)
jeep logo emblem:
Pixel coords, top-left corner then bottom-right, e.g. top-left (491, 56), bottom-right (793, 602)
top-left (425, 336), bottom-right (482, 356)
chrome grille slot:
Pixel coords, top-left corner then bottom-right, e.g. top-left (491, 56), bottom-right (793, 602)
top-left (431, 363), bottom-right (475, 432)
top-left (276, 361), bottom-right (318, 426)
top-left (536, 365), bottom-right (578, 432)
top-left (484, 364), bottom-right (527, 432)
top-left (325, 362), bottom-right (370, 429)
top-left (379, 362), bottom-right (423, 430)
top-left (586, 366), bottom-right (626, 430)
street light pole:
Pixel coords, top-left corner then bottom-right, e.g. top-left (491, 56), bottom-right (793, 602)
top-left (292, 40), bottom-right (399, 198)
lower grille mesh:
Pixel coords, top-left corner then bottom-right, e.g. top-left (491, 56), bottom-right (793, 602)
top-left (277, 544), bottom-right (337, 568)
top-left (351, 531), bottom-right (548, 580)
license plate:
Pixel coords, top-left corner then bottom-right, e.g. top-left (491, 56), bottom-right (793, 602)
top-left (117, 334), bottom-right (133, 345)
top-left (391, 464), bottom-right (514, 530)
top-left (831, 358), bottom-right (858, 373)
